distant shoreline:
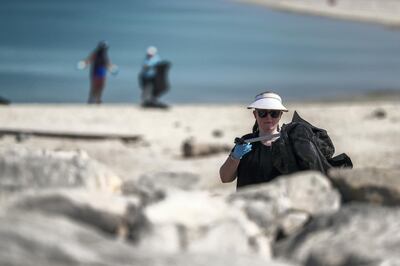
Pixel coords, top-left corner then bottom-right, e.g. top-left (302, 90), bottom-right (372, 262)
top-left (293, 89), bottom-right (400, 105)
top-left (2, 90), bottom-right (400, 106)
top-left (2, 89), bottom-right (400, 106)
top-left (236, 0), bottom-right (400, 29)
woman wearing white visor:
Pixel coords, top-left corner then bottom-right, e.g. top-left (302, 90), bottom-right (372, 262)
top-left (219, 91), bottom-right (288, 189)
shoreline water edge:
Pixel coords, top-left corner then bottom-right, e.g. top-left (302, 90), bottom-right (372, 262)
top-left (236, 0), bottom-right (400, 28)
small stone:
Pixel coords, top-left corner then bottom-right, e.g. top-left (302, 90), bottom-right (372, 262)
top-left (212, 130), bottom-right (223, 138)
top-left (372, 108), bottom-right (386, 119)
top-left (15, 133), bottom-right (30, 143)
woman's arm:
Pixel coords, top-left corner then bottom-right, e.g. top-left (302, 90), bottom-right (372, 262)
top-left (219, 142), bottom-right (252, 183)
top-left (219, 154), bottom-right (240, 183)
top-left (84, 53), bottom-right (95, 65)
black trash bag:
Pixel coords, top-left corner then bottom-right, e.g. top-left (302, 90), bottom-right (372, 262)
top-left (153, 60), bottom-right (171, 98)
top-left (0, 96), bottom-right (10, 105)
top-left (272, 111), bottom-right (352, 175)
top-left (291, 111), bottom-right (335, 159)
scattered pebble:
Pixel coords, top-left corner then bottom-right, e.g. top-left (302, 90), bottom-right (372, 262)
top-left (173, 121), bottom-right (181, 128)
top-left (15, 133), bottom-right (30, 143)
top-left (372, 108), bottom-right (387, 119)
top-left (212, 129), bottom-right (223, 138)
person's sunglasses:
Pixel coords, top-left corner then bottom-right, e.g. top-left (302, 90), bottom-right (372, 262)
top-left (256, 109), bottom-right (282, 119)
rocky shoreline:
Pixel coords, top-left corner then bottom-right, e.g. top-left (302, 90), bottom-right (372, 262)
top-left (1, 148), bottom-right (400, 265)
top-left (1, 102), bottom-right (400, 265)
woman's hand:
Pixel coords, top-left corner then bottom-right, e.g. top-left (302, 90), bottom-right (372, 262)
top-left (76, 60), bottom-right (87, 70)
top-left (232, 143), bottom-right (252, 160)
top-left (109, 64), bottom-right (119, 76)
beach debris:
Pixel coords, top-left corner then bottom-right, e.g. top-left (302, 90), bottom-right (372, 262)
top-left (371, 108), bottom-right (387, 119)
top-left (15, 133), bottom-right (30, 143)
top-left (327, 0), bottom-right (336, 6)
top-left (173, 121), bottom-right (181, 128)
top-left (212, 129), bottom-right (223, 138)
top-left (181, 137), bottom-right (231, 158)
top-left (0, 128), bottom-right (142, 143)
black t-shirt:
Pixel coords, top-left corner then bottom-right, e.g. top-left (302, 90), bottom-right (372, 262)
top-left (236, 133), bottom-right (282, 189)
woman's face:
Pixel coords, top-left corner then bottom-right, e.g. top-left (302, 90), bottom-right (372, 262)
top-left (253, 109), bottom-right (282, 133)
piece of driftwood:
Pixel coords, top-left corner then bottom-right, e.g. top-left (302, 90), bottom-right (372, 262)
top-left (0, 128), bottom-right (141, 143)
top-left (182, 138), bottom-right (231, 158)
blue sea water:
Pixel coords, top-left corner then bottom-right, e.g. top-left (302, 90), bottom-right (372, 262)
top-left (1, 0), bottom-right (400, 103)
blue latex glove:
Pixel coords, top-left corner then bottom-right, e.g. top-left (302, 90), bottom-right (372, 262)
top-left (232, 143), bottom-right (252, 160)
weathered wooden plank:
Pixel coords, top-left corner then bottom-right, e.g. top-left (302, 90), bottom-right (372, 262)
top-left (0, 128), bottom-right (141, 143)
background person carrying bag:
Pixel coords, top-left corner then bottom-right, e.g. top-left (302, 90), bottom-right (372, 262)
top-left (138, 46), bottom-right (171, 108)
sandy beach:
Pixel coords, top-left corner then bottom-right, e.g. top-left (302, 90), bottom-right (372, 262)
top-left (237, 0), bottom-right (400, 28)
top-left (1, 100), bottom-right (399, 191)
top-left (2, 1), bottom-right (400, 264)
